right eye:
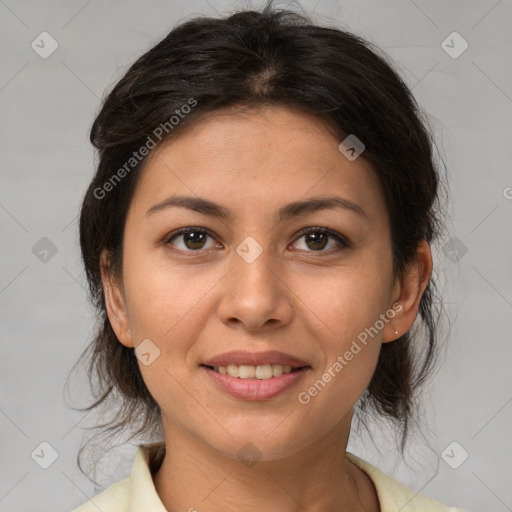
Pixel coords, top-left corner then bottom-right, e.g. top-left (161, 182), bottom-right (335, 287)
top-left (165, 227), bottom-right (221, 252)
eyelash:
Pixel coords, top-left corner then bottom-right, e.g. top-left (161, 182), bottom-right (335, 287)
top-left (164, 226), bottom-right (350, 255)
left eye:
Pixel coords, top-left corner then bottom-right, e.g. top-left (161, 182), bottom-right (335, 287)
top-left (291, 227), bottom-right (348, 252)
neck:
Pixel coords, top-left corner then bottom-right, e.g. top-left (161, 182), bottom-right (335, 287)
top-left (153, 415), bottom-right (380, 512)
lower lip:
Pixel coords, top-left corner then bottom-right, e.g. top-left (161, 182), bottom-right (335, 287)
top-left (201, 366), bottom-right (310, 401)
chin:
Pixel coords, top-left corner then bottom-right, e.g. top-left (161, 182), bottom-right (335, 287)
top-left (203, 425), bottom-right (312, 463)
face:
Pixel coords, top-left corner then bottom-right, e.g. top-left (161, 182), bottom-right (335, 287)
top-left (103, 106), bottom-right (423, 462)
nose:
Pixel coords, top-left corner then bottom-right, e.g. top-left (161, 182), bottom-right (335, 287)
top-left (216, 245), bottom-right (294, 332)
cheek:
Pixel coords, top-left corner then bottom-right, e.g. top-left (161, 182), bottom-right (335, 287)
top-left (293, 273), bottom-right (388, 425)
top-left (294, 345), bottom-right (380, 447)
top-left (293, 256), bottom-right (393, 341)
top-left (292, 257), bottom-right (391, 397)
top-left (122, 251), bottom-right (217, 342)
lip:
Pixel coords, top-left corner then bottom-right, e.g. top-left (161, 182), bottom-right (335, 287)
top-left (202, 350), bottom-right (310, 368)
top-left (201, 365), bottom-right (311, 401)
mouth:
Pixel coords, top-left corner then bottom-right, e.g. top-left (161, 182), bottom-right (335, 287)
top-left (200, 350), bottom-right (312, 399)
top-left (200, 363), bottom-right (311, 401)
top-left (200, 363), bottom-right (309, 380)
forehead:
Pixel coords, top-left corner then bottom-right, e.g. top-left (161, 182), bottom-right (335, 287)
top-left (152, 105), bottom-right (342, 163)
top-left (128, 106), bottom-right (387, 225)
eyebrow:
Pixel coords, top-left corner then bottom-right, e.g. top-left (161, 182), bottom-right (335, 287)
top-left (145, 194), bottom-right (368, 222)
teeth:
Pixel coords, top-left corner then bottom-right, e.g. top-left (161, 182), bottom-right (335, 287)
top-left (238, 365), bottom-right (255, 378)
top-left (272, 364), bottom-right (283, 377)
top-left (255, 364), bottom-right (272, 379)
top-left (212, 363), bottom-right (298, 379)
top-left (227, 364), bottom-right (238, 378)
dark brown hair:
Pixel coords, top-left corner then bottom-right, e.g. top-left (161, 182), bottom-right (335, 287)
top-left (70, 0), bottom-right (446, 481)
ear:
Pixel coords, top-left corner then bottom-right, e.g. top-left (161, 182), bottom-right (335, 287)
top-left (100, 250), bottom-right (135, 348)
top-left (382, 239), bottom-right (433, 343)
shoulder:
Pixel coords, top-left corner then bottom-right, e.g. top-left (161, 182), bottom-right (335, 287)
top-left (346, 453), bottom-right (466, 512)
top-left (69, 477), bottom-right (130, 512)
top-left (69, 442), bottom-right (167, 512)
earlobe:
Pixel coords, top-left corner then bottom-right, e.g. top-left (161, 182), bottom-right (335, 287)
top-left (382, 240), bottom-right (433, 343)
top-left (100, 250), bottom-right (135, 348)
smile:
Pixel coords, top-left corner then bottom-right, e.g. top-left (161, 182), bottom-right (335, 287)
top-left (201, 364), bottom-right (311, 400)
top-left (203, 363), bottom-right (303, 380)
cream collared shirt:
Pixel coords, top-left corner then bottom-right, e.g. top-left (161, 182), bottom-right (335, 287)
top-left (71, 443), bottom-right (466, 512)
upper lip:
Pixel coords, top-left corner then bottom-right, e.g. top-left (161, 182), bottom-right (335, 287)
top-left (202, 350), bottom-right (310, 368)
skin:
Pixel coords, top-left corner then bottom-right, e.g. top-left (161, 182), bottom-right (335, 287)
top-left (101, 105), bottom-right (432, 512)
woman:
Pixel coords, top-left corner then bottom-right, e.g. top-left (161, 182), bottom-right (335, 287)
top-left (70, 1), bottom-right (466, 510)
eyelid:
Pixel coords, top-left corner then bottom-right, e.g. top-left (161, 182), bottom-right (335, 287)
top-left (165, 226), bottom-right (210, 241)
top-left (164, 226), bottom-right (220, 246)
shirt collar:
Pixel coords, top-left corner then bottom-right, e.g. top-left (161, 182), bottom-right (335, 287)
top-left (127, 443), bottom-right (439, 512)
top-left (129, 442), bottom-right (168, 512)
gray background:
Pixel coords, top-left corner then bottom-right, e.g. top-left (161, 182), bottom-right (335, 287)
top-left (1, 0), bottom-right (511, 511)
